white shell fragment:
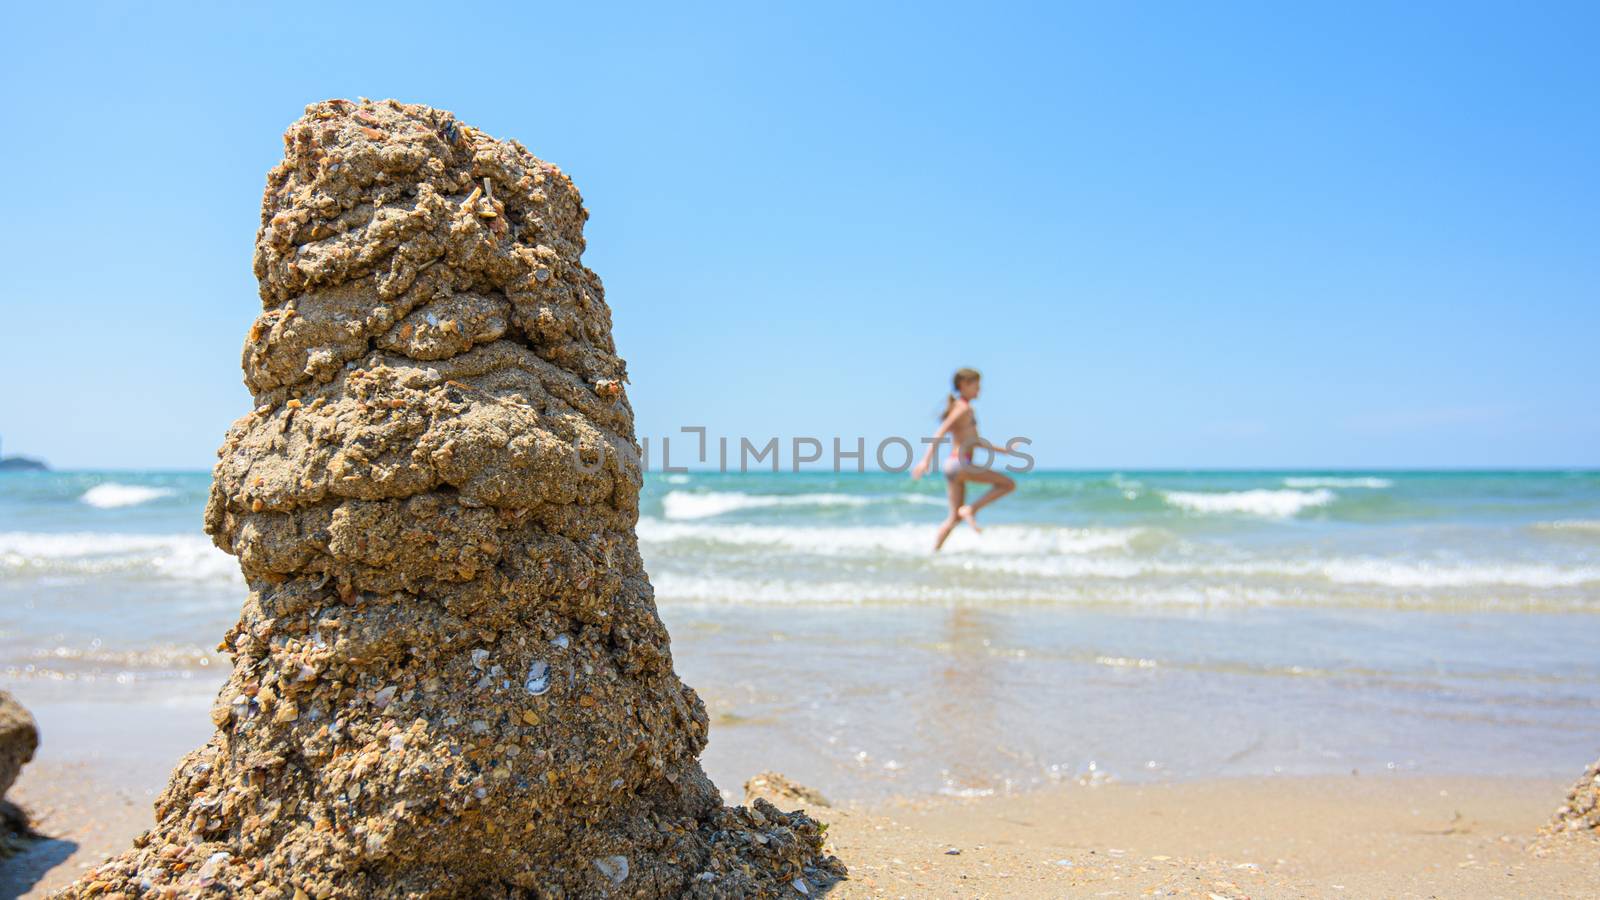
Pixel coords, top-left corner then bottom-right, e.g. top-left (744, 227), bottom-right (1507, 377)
top-left (525, 660), bottom-right (551, 695)
top-left (593, 855), bottom-right (629, 884)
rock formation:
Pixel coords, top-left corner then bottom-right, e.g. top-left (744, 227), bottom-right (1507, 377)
top-left (743, 773), bottom-right (829, 811)
top-left (0, 691), bottom-right (38, 853)
top-left (1548, 756), bottom-right (1600, 836)
top-left (0, 692), bottom-right (37, 803)
top-left (60, 99), bottom-right (841, 898)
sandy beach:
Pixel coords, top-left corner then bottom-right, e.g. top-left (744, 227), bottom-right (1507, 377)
top-left (823, 776), bottom-right (1598, 898)
top-left (1, 693), bottom-right (1596, 897)
top-left (6, 753), bottom-right (1596, 898)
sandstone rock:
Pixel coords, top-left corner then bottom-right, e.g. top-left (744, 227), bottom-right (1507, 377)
top-left (0, 691), bottom-right (38, 854)
top-left (0, 692), bottom-right (37, 803)
top-left (744, 772), bottom-right (830, 810)
top-left (1547, 755), bottom-right (1600, 836)
top-left (57, 99), bottom-right (842, 898)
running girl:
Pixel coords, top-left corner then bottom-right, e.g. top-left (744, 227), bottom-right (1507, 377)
top-left (911, 368), bottom-right (1022, 551)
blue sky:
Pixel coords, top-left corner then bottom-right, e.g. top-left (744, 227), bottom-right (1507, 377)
top-left (0, 1), bottom-right (1594, 469)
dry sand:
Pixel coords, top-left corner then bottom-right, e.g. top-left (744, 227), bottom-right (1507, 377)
top-left (824, 775), bottom-right (1599, 898)
top-left (6, 763), bottom-right (1595, 898)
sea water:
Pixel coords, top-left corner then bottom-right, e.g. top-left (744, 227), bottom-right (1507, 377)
top-left (2, 469), bottom-right (1598, 801)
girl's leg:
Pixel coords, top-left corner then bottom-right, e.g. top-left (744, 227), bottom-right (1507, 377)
top-left (934, 474), bottom-right (966, 551)
top-left (958, 468), bottom-right (1015, 528)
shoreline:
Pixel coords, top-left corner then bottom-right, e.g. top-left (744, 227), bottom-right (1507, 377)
top-left (0, 689), bottom-right (1595, 896)
top-left (1, 694), bottom-right (1594, 896)
top-left (5, 758), bottom-right (1595, 897)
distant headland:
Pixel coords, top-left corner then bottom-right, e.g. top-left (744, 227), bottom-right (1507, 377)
top-left (0, 457), bottom-right (47, 472)
top-left (0, 437), bottom-right (48, 472)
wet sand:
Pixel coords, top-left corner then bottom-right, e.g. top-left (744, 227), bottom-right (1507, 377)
top-left (5, 748), bottom-right (1596, 897)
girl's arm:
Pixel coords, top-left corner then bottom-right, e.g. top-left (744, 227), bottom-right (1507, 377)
top-left (911, 403), bottom-right (966, 479)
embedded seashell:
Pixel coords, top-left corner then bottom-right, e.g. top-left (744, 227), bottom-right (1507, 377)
top-left (593, 856), bottom-right (628, 885)
top-left (524, 660), bottom-right (551, 696)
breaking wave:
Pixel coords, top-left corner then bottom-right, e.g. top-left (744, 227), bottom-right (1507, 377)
top-left (80, 484), bottom-right (175, 509)
top-left (660, 490), bottom-right (941, 521)
top-left (1534, 520), bottom-right (1600, 537)
top-left (1162, 488), bottom-right (1335, 518)
top-left (639, 519), bottom-right (1148, 556)
top-left (936, 554), bottom-right (1600, 588)
top-left (0, 532), bottom-right (237, 583)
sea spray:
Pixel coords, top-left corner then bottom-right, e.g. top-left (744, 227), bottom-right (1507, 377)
top-left (79, 483), bottom-right (175, 509)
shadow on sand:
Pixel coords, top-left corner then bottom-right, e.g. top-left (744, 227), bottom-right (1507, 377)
top-left (0, 835), bottom-right (79, 900)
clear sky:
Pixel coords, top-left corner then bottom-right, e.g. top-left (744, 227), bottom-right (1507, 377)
top-left (0, 1), bottom-right (1594, 470)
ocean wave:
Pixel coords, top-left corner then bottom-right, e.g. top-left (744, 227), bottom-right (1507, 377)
top-left (1313, 558), bottom-right (1600, 588)
top-left (1282, 477), bottom-right (1393, 489)
top-left (660, 490), bottom-right (941, 520)
top-left (639, 519), bottom-right (1147, 556)
top-left (0, 532), bottom-right (238, 583)
top-left (1533, 520), bottom-right (1600, 537)
top-left (647, 569), bottom-right (1596, 610)
top-left (80, 483), bottom-right (176, 509)
top-left (1162, 488), bottom-right (1334, 518)
top-left (933, 552), bottom-right (1600, 588)
top-left (650, 572), bottom-right (1074, 607)
top-left (10, 643), bottom-right (224, 673)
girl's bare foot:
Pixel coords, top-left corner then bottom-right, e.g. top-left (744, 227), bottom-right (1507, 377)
top-left (958, 504), bottom-right (981, 533)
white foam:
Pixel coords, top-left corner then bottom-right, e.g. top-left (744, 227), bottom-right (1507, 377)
top-left (648, 570), bottom-right (1315, 609)
top-left (1162, 488), bottom-right (1334, 518)
top-left (1283, 477), bottom-right (1393, 489)
top-left (651, 572), bottom-right (1049, 606)
top-left (80, 484), bottom-right (175, 509)
top-left (941, 552), bottom-right (1600, 588)
top-left (653, 573), bottom-right (877, 605)
top-left (940, 545), bottom-right (1600, 585)
top-left (639, 519), bottom-right (1145, 557)
top-left (1315, 558), bottom-right (1600, 589)
top-left (640, 522), bottom-right (1600, 590)
top-left (0, 532), bottom-right (238, 583)
top-left (1534, 519), bottom-right (1600, 535)
top-left (646, 556), bottom-right (1600, 609)
top-left (660, 490), bottom-right (940, 520)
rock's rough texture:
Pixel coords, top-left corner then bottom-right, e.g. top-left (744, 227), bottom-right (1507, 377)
top-left (0, 692), bottom-right (38, 803)
top-left (1548, 756), bottom-right (1600, 836)
top-left (0, 690), bottom-right (39, 855)
top-left (58, 99), bottom-right (841, 898)
top-left (744, 773), bottom-right (829, 811)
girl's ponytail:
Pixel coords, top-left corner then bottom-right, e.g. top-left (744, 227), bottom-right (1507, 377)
top-left (937, 368), bottom-right (981, 419)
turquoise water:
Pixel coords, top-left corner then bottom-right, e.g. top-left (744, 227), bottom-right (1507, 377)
top-left (639, 469), bottom-right (1600, 611)
top-left (2, 469), bottom-right (1598, 799)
